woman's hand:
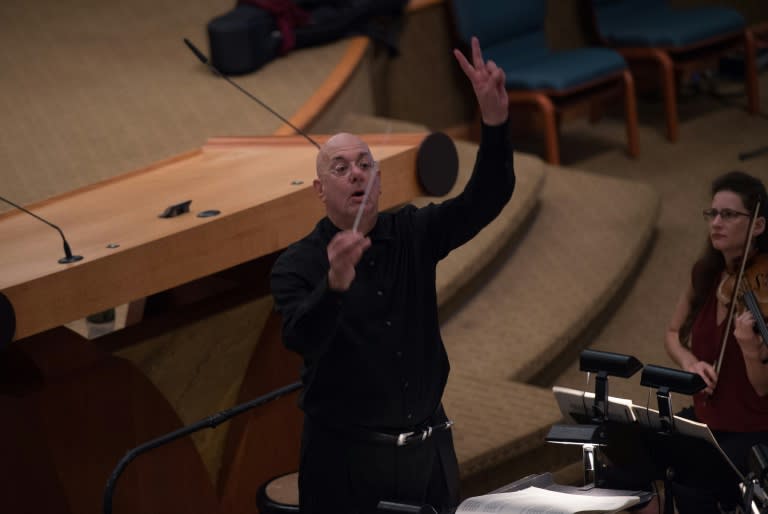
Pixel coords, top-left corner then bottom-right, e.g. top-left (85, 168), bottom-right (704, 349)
top-left (685, 360), bottom-right (718, 395)
top-left (735, 309), bottom-right (767, 360)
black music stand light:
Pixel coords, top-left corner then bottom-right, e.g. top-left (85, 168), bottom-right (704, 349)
top-left (580, 349), bottom-right (643, 422)
top-left (640, 364), bottom-right (705, 432)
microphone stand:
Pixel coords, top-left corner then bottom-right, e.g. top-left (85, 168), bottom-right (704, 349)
top-left (0, 194), bottom-right (83, 264)
top-left (739, 146), bottom-right (768, 161)
top-left (102, 380), bottom-right (303, 514)
top-left (181, 37), bottom-right (459, 198)
top-left (182, 38), bottom-right (320, 149)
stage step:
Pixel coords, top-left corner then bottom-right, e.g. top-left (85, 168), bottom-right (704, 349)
top-left (441, 162), bottom-right (659, 489)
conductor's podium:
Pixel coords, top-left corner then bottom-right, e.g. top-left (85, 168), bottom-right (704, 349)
top-left (0, 133), bottom-right (441, 514)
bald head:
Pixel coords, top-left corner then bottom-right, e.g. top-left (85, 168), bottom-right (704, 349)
top-left (312, 132), bottom-right (381, 233)
top-left (316, 133), bottom-right (372, 177)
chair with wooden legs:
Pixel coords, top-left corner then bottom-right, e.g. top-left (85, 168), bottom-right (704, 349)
top-left (586, 0), bottom-right (759, 142)
top-left (450, 0), bottom-right (639, 165)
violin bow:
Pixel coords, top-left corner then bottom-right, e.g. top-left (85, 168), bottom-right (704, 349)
top-left (714, 200), bottom-right (763, 375)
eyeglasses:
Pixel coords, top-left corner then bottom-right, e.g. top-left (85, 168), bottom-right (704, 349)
top-left (702, 208), bottom-right (751, 222)
top-left (327, 157), bottom-right (378, 178)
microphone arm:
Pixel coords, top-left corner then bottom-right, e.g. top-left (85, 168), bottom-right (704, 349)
top-left (183, 38), bottom-right (320, 149)
top-left (0, 194), bottom-right (83, 264)
top-left (102, 380), bottom-right (303, 514)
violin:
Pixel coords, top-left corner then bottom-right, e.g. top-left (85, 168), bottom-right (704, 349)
top-left (717, 253), bottom-right (768, 315)
top-left (714, 203), bottom-right (768, 373)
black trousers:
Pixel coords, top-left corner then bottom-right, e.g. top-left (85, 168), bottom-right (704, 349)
top-left (297, 415), bottom-right (460, 514)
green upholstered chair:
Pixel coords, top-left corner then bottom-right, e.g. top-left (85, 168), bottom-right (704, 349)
top-left (450, 0), bottom-right (639, 165)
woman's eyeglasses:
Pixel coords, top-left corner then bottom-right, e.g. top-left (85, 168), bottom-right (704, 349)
top-left (702, 208), bottom-right (751, 222)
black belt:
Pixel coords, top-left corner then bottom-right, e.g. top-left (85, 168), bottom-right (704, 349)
top-left (319, 419), bottom-right (454, 447)
top-left (381, 420), bottom-right (454, 447)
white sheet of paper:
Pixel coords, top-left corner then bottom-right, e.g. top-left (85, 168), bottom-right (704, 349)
top-left (456, 486), bottom-right (640, 514)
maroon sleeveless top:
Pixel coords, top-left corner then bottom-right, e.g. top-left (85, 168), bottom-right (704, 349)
top-left (691, 286), bottom-right (768, 431)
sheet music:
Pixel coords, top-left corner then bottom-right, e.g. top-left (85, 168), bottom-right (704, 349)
top-left (551, 386), bottom-right (745, 482)
top-left (631, 403), bottom-right (744, 481)
top-left (456, 486), bottom-right (641, 513)
top-left (552, 386), bottom-right (636, 424)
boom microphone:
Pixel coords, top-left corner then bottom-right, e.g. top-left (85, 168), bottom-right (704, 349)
top-left (183, 38), bottom-right (320, 149)
top-left (183, 38), bottom-right (460, 198)
top-left (0, 195), bottom-right (83, 264)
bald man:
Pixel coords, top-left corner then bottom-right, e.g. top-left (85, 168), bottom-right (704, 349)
top-left (270, 37), bottom-right (514, 513)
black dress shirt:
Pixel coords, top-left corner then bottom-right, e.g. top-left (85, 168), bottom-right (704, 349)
top-left (270, 121), bottom-right (514, 431)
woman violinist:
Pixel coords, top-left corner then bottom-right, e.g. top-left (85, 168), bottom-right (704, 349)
top-left (665, 170), bottom-right (768, 512)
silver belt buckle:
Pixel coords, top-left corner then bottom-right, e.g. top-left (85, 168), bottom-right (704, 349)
top-left (396, 431), bottom-right (415, 447)
top-left (396, 420), bottom-right (454, 446)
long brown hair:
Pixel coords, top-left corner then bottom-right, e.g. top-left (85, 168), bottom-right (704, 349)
top-left (679, 171), bottom-right (768, 344)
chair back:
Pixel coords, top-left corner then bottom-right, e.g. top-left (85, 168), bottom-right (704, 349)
top-left (450, 0), bottom-right (550, 67)
top-left (591, 0), bottom-right (665, 30)
top-left (451, 0), bottom-right (546, 49)
top-left (589, 0), bottom-right (744, 47)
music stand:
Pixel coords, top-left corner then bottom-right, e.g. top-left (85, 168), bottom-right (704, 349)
top-left (547, 350), bottom-right (643, 487)
top-left (377, 501), bottom-right (436, 513)
top-left (744, 444), bottom-right (768, 512)
top-left (638, 364), bottom-right (744, 514)
top-left (551, 361), bottom-right (749, 513)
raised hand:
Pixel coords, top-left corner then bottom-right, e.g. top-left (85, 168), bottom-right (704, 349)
top-left (453, 36), bottom-right (508, 126)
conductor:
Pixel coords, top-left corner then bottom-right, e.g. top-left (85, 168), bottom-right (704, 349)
top-left (270, 36), bottom-right (514, 514)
